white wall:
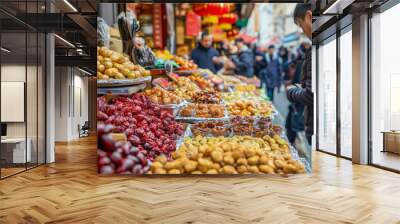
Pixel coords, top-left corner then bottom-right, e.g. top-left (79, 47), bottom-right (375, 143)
top-left (54, 67), bottom-right (89, 141)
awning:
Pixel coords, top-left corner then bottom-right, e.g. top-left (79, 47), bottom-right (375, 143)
top-left (282, 32), bottom-right (300, 44)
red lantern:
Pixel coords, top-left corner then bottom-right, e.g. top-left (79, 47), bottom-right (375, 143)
top-left (219, 13), bottom-right (238, 24)
top-left (193, 3), bottom-right (231, 16)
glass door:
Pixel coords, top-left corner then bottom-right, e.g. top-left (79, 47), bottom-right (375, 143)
top-left (317, 37), bottom-right (337, 154)
top-left (339, 28), bottom-right (352, 158)
top-left (370, 3), bottom-right (400, 171)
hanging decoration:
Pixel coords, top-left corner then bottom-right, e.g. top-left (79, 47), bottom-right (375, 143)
top-left (202, 15), bottom-right (219, 25)
top-left (218, 13), bottom-right (238, 24)
top-left (193, 3), bottom-right (232, 16)
top-left (219, 23), bottom-right (232, 31)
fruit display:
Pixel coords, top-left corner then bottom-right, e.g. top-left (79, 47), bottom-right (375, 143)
top-left (179, 104), bottom-right (225, 118)
top-left (222, 92), bottom-right (258, 102)
top-left (218, 75), bottom-right (243, 85)
top-left (97, 47), bottom-right (150, 80)
top-left (144, 87), bottom-right (182, 105)
top-left (152, 77), bottom-right (173, 90)
top-left (227, 99), bottom-right (273, 117)
top-left (230, 116), bottom-right (255, 136)
top-left (191, 121), bottom-right (231, 137)
top-left (97, 93), bottom-right (184, 161)
top-left (170, 77), bottom-right (200, 100)
top-left (155, 50), bottom-right (174, 60)
top-left (148, 135), bottom-right (305, 175)
top-left (97, 123), bottom-right (151, 175)
top-left (172, 55), bottom-right (198, 70)
top-left (190, 90), bottom-right (222, 104)
top-left (188, 75), bottom-right (213, 90)
top-left (227, 100), bottom-right (257, 116)
top-left (235, 84), bottom-right (257, 92)
top-left (194, 69), bottom-right (224, 85)
top-left (258, 101), bottom-right (273, 117)
top-left (155, 50), bottom-right (198, 70)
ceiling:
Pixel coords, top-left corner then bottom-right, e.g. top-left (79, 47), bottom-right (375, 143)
top-left (0, 0), bottom-right (96, 72)
top-left (312, 0), bottom-right (390, 43)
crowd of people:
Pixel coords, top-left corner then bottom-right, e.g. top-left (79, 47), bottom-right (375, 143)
top-left (189, 3), bottom-right (313, 146)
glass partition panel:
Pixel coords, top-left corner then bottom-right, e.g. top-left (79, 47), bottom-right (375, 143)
top-left (1, 31), bottom-right (27, 177)
top-left (339, 30), bottom-right (352, 158)
top-left (27, 31), bottom-right (38, 169)
top-left (317, 38), bottom-right (337, 154)
top-left (371, 3), bottom-right (400, 171)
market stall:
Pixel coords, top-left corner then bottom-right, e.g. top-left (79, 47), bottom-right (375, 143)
top-left (96, 4), bottom-right (310, 176)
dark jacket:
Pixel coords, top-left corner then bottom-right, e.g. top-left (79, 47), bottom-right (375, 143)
top-left (231, 48), bottom-right (254, 77)
top-left (262, 54), bottom-right (282, 88)
top-left (287, 48), bottom-right (313, 138)
top-left (191, 45), bottom-right (220, 73)
top-left (254, 50), bottom-right (267, 78)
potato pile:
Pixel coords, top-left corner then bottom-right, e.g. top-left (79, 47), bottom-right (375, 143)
top-left (148, 135), bottom-right (305, 175)
top-left (97, 47), bottom-right (150, 80)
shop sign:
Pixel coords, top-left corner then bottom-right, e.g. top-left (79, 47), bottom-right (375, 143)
top-left (186, 11), bottom-right (201, 36)
top-left (153, 5), bottom-right (164, 49)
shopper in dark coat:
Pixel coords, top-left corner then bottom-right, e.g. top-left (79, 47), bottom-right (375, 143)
top-left (230, 38), bottom-right (254, 77)
top-left (287, 3), bottom-right (313, 144)
top-left (254, 48), bottom-right (267, 79)
top-left (191, 31), bottom-right (223, 73)
top-left (262, 45), bottom-right (281, 101)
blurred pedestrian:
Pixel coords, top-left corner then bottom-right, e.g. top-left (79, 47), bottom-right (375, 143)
top-left (286, 3), bottom-right (313, 145)
top-left (230, 38), bottom-right (254, 77)
top-left (254, 44), bottom-right (267, 83)
top-left (262, 45), bottom-right (281, 101)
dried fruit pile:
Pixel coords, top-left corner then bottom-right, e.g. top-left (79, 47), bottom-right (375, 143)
top-left (191, 121), bottom-right (230, 137)
top-left (149, 135), bottom-right (305, 175)
top-left (144, 87), bottom-right (181, 105)
top-left (188, 75), bottom-right (213, 90)
top-left (190, 90), bottom-right (222, 104)
top-left (227, 100), bottom-right (273, 117)
top-left (179, 104), bottom-right (225, 118)
top-left (97, 123), bottom-right (151, 174)
top-left (97, 93), bottom-right (184, 161)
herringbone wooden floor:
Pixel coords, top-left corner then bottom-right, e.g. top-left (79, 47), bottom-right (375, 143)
top-left (1, 136), bottom-right (400, 224)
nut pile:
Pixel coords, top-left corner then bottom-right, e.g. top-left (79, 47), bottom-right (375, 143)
top-left (148, 135), bottom-right (305, 175)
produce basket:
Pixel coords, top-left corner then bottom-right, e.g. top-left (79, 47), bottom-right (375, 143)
top-left (97, 76), bottom-right (152, 87)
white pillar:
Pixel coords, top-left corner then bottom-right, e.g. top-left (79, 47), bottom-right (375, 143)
top-left (352, 14), bottom-right (369, 164)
